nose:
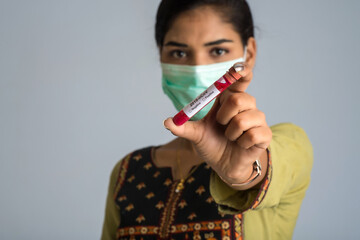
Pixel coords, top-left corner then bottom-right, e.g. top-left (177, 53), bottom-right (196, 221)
top-left (189, 52), bottom-right (212, 66)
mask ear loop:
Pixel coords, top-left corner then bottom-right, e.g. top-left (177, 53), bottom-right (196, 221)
top-left (243, 46), bottom-right (248, 62)
top-left (234, 46), bottom-right (248, 72)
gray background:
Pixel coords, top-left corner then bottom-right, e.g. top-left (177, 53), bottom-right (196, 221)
top-left (0, 0), bottom-right (359, 239)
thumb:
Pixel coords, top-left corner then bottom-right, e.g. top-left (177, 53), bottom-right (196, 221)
top-left (163, 97), bottom-right (221, 143)
top-left (163, 117), bottom-right (204, 144)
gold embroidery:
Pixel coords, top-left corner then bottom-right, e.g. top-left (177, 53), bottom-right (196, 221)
top-left (136, 182), bottom-right (146, 190)
top-left (188, 213), bottom-right (197, 220)
top-left (125, 203), bottom-right (134, 212)
top-left (158, 183), bottom-right (181, 238)
top-left (155, 201), bottom-right (165, 210)
top-left (195, 185), bottom-right (205, 195)
top-left (135, 214), bottom-right (145, 223)
top-left (164, 178), bottom-right (172, 186)
top-left (187, 176), bottom-right (195, 183)
top-left (118, 195), bottom-right (127, 202)
top-left (194, 230), bottom-right (201, 240)
top-left (251, 150), bottom-right (272, 210)
top-left (221, 221), bottom-right (230, 230)
top-left (127, 175), bottom-right (135, 183)
top-left (140, 227), bottom-right (148, 234)
top-left (206, 196), bottom-right (214, 203)
top-left (113, 154), bottom-right (131, 200)
top-left (128, 227), bottom-right (135, 234)
top-left (133, 153), bottom-right (142, 161)
top-left (194, 223), bottom-right (201, 231)
top-left (178, 199), bottom-right (187, 209)
top-left (234, 214), bottom-right (243, 240)
top-left (144, 162), bottom-right (152, 170)
top-left (146, 192), bottom-right (155, 199)
top-left (205, 232), bottom-right (215, 239)
top-left (181, 224), bottom-right (188, 232)
top-left (153, 171), bottom-right (161, 178)
top-left (117, 220), bottom-right (232, 238)
top-left (207, 222), bottom-right (215, 230)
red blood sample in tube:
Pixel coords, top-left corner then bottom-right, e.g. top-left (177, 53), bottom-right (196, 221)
top-left (172, 63), bottom-right (244, 126)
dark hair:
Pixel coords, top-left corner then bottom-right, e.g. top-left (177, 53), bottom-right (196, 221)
top-left (155, 0), bottom-right (254, 47)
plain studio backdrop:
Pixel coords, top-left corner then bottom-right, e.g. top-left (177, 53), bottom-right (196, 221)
top-left (0, 0), bottom-right (359, 239)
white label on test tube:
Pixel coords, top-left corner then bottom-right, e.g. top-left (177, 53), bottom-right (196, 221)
top-left (183, 79), bottom-right (222, 117)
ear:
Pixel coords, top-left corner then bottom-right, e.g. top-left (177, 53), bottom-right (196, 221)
top-left (245, 37), bottom-right (257, 69)
top-left (158, 45), bottom-right (163, 62)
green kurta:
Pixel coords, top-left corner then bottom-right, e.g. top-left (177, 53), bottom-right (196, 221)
top-left (101, 123), bottom-right (313, 239)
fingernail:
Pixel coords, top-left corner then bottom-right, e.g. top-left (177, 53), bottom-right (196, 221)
top-left (234, 63), bottom-right (244, 72)
top-left (163, 119), bottom-right (170, 130)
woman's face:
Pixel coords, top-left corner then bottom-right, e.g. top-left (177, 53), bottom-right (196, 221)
top-left (160, 6), bottom-right (254, 66)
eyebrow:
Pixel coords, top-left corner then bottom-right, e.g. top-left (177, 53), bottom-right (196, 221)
top-left (164, 41), bottom-right (188, 47)
top-left (204, 39), bottom-right (233, 46)
top-left (163, 39), bottom-right (233, 48)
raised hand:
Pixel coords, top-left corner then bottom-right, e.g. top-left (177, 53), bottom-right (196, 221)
top-left (163, 65), bottom-right (272, 190)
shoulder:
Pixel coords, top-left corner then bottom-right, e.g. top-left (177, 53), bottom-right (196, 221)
top-left (111, 146), bottom-right (155, 174)
top-left (271, 122), bottom-right (309, 139)
top-left (269, 122), bottom-right (313, 185)
top-left (270, 123), bottom-right (312, 157)
top-left (109, 146), bottom-right (155, 185)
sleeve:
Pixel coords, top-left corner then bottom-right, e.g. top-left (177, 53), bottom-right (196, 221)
top-left (100, 159), bottom-right (123, 240)
top-left (210, 123), bottom-right (313, 214)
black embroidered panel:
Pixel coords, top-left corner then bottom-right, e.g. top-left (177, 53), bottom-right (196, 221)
top-left (114, 147), bottom-right (241, 240)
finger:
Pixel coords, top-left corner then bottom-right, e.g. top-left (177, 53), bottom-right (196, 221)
top-left (224, 109), bottom-right (266, 141)
top-left (216, 92), bottom-right (256, 125)
top-left (163, 117), bottom-right (204, 144)
top-left (164, 96), bottom-right (221, 143)
top-left (228, 65), bottom-right (253, 93)
top-left (202, 96), bottom-right (221, 123)
top-left (236, 126), bottom-right (272, 150)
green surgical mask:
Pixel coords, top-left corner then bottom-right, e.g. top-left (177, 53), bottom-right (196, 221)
top-left (161, 55), bottom-right (246, 120)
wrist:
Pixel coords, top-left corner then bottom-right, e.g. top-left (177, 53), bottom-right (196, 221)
top-left (219, 149), bottom-right (269, 191)
top-left (219, 159), bottom-right (261, 187)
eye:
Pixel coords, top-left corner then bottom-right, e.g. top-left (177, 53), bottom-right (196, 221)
top-left (210, 48), bottom-right (229, 57)
top-left (170, 50), bottom-right (187, 59)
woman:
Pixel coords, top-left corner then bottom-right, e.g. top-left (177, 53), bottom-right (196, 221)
top-left (102, 0), bottom-right (313, 239)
